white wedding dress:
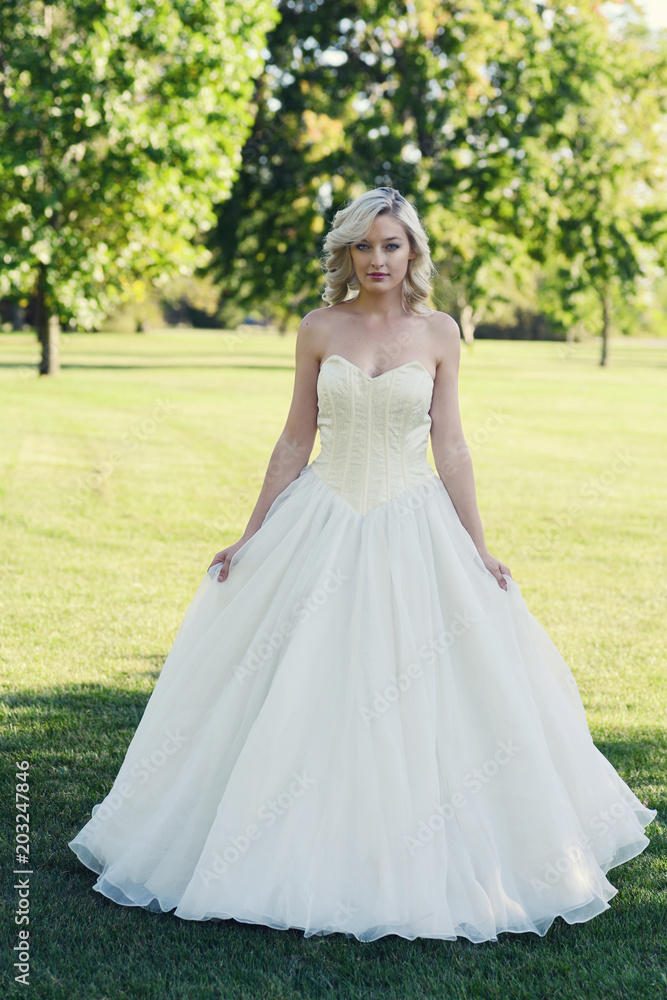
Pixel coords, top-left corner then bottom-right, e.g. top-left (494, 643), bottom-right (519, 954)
top-left (69, 353), bottom-right (656, 942)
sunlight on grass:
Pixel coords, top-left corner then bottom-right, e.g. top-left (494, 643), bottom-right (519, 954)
top-left (1, 330), bottom-right (665, 1000)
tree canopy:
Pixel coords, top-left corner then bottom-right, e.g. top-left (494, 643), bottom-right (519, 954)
top-left (1, 0), bottom-right (665, 367)
top-left (0, 0), bottom-right (279, 372)
top-left (210, 0), bottom-right (667, 362)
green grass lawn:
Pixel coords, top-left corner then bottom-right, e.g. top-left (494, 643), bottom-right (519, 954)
top-left (1, 329), bottom-right (665, 1000)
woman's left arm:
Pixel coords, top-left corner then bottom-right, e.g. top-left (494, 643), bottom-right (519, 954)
top-left (429, 313), bottom-right (512, 591)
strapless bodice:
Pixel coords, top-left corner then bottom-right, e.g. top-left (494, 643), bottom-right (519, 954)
top-left (309, 354), bottom-right (437, 515)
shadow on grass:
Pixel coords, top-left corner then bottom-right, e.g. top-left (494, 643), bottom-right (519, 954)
top-left (1, 348), bottom-right (666, 373)
top-left (1, 685), bottom-right (665, 1000)
top-left (1, 682), bottom-right (664, 826)
top-left (0, 361), bottom-right (298, 372)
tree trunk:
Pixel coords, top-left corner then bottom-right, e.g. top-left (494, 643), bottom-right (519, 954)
top-left (35, 262), bottom-right (60, 375)
top-left (459, 302), bottom-right (477, 346)
top-left (600, 285), bottom-right (611, 367)
top-left (10, 302), bottom-right (25, 331)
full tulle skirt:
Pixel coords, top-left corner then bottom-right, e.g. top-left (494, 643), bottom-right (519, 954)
top-left (68, 464), bottom-right (656, 942)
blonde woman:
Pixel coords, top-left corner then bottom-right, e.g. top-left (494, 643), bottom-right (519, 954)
top-left (69, 187), bottom-right (655, 943)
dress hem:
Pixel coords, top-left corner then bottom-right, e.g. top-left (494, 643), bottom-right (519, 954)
top-left (68, 815), bottom-right (655, 944)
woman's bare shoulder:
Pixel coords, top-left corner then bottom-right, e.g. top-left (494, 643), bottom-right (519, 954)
top-left (299, 302), bottom-right (350, 333)
top-left (424, 310), bottom-right (461, 374)
top-left (299, 306), bottom-right (331, 332)
top-left (425, 309), bottom-right (461, 338)
top-left (297, 304), bottom-right (354, 362)
top-left (295, 305), bottom-right (342, 366)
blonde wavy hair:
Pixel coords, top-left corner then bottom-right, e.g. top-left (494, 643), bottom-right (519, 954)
top-left (320, 187), bottom-right (437, 314)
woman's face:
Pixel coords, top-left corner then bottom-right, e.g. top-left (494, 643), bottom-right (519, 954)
top-left (349, 214), bottom-right (415, 296)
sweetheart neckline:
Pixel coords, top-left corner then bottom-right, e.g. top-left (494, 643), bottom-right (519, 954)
top-left (320, 354), bottom-right (435, 383)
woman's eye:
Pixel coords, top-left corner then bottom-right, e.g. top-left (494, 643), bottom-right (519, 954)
top-left (354, 243), bottom-right (400, 250)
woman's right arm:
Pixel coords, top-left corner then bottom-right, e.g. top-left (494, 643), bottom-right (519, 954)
top-left (209, 313), bottom-right (324, 581)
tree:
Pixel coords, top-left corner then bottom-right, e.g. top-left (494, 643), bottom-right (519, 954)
top-left (206, 0), bottom-right (575, 325)
top-left (0, 0), bottom-right (279, 373)
top-left (212, 0), bottom-right (557, 329)
top-left (210, 0), bottom-right (667, 356)
top-left (527, 16), bottom-right (667, 364)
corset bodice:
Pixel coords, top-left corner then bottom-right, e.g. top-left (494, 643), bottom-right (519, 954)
top-left (309, 354), bottom-right (437, 515)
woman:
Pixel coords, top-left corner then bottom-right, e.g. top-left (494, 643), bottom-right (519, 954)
top-left (69, 187), bottom-right (655, 943)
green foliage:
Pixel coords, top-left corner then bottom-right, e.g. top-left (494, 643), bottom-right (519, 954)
top-left (0, 0), bottom-right (279, 331)
top-left (210, 0), bottom-right (667, 345)
top-left (525, 17), bottom-right (667, 345)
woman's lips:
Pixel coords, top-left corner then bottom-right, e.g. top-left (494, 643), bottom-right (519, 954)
top-left (368, 273), bottom-right (388, 279)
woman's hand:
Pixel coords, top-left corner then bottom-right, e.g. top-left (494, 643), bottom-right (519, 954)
top-left (479, 550), bottom-right (512, 591)
top-left (208, 537), bottom-right (250, 583)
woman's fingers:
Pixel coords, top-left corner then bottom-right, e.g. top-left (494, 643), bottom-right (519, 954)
top-left (496, 561), bottom-right (512, 590)
top-left (207, 550), bottom-right (230, 574)
top-left (214, 536), bottom-right (250, 581)
top-left (217, 553), bottom-right (232, 582)
top-left (490, 560), bottom-right (508, 589)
